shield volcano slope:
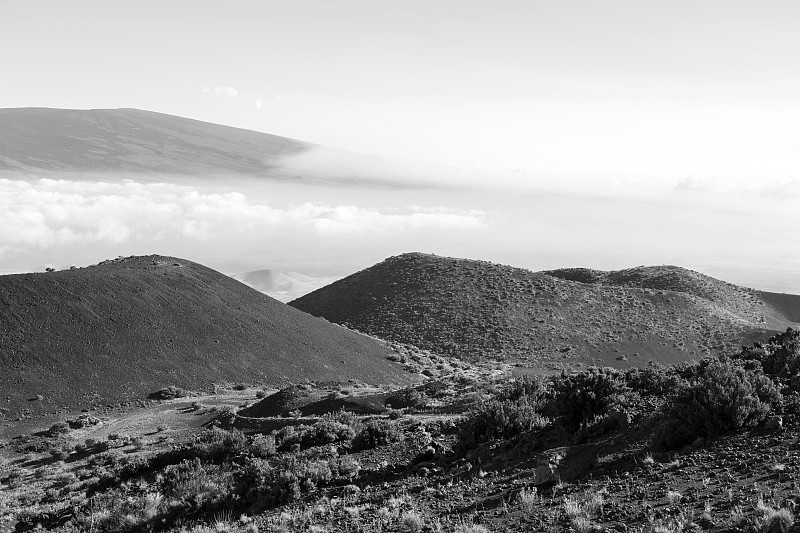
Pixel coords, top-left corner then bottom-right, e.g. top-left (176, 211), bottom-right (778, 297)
top-left (0, 255), bottom-right (412, 416)
top-left (0, 107), bottom-right (311, 177)
top-left (290, 253), bottom-right (798, 367)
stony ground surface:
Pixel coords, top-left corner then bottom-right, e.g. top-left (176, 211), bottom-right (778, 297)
top-left (2, 350), bottom-right (799, 533)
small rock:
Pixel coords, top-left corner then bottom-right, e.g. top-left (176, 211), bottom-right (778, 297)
top-left (764, 416), bottom-right (783, 431)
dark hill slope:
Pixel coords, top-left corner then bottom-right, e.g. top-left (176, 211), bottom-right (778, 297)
top-left (0, 256), bottom-right (410, 417)
top-left (0, 107), bottom-right (311, 177)
top-left (290, 253), bottom-right (798, 367)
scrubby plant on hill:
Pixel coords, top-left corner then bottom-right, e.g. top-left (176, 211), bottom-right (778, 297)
top-left (658, 358), bottom-right (782, 450)
top-left (459, 375), bottom-right (552, 448)
top-left (550, 367), bottom-right (630, 431)
top-left (739, 327), bottom-right (800, 377)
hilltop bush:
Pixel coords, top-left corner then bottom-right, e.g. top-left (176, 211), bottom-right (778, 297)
top-left (658, 358), bottom-right (781, 450)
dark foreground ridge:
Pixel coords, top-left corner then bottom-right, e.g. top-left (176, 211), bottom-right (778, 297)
top-left (291, 252), bottom-right (800, 367)
top-left (0, 255), bottom-right (410, 416)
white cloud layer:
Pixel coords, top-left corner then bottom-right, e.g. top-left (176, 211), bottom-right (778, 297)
top-left (202, 85), bottom-right (238, 97)
top-left (0, 178), bottom-right (486, 252)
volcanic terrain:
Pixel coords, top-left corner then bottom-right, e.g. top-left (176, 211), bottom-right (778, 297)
top-left (0, 255), bottom-right (412, 419)
top-left (291, 252), bottom-right (800, 368)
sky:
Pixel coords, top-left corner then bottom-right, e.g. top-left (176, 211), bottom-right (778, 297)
top-left (2, 1), bottom-right (800, 292)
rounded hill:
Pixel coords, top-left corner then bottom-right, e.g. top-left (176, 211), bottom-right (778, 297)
top-left (290, 253), bottom-right (799, 368)
top-left (0, 256), bottom-right (411, 417)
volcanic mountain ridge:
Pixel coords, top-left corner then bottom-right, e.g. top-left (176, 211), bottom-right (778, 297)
top-left (290, 252), bottom-right (800, 368)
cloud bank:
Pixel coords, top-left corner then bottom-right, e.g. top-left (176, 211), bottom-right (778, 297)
top-left (0, 178), bottom-right (486, 254)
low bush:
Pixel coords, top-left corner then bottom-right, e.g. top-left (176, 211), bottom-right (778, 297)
top-left (248, 434), bottom-right (276, 458)
top-left (149, 385), bottom-right (189, 400)
top-left (550, 367), bottom-right (629, 431)
top-left (187, 427), bottom-right (248, 462)
top-left (275, 412), bottom-right (357, 451)
top-left (657, 358), bottom-right (782, 450)
top-left (460, 397), bottom-right (549, 449)
top-left (740, 328), bottom-right (800, 377)
top-left (240, 456), bottom-right (335, 508)
top-left (386, 388), bottom-right (428, 410)
top-left (625, 363), bottom-right (687, 397)
top-left (160, 457), bottom-right (233, 511)
top-left (352, 419), bottom-right (402, 450)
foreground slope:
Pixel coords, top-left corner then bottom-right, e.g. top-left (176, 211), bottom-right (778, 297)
top-left (291, 253), bottom-right (799, 366)
top-left (0, 256), bottom-right (410, 417)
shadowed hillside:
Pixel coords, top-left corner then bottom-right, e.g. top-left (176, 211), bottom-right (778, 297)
top-left (291, 253), bottom-right (799, 368)
top-left (0, 255), bottom-right (411, 418)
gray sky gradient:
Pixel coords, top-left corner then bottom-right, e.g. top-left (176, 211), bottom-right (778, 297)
top-left (1, 1), bottom-right (799, 292)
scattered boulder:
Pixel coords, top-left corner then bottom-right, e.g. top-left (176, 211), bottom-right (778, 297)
top-left (764, 416), bottom-right (783, 431)
top-left (532, 444), bottom-right (600, 485)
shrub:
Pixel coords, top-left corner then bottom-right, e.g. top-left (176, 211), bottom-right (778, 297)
top-left (658, 359), bottom-right (781, 449)
top-left (353, 419), bottom-right (402, 451)
top-left (48, 445), bottom-right (70, 461)
top-left (248, 434), bottom-right (276, 458)
top-left (740, 328), bottom-right (800, 377)
top-left (240, 456), bottom-right (335, 508)
top-left (386, 388), bottom-right (427, 410)
top-left (625, 363), bottom-right (687, 397)
top-left (276, 412), bottom-right (357, 451)
top-left (149, 385), bottom-right (189, 400)
top-left (47, 422), bottom-right (70, 436)
top-left (160, 457), bottom-right (232, 510)
top-left (76, 490), bottom-right (161, 532)
top-left (460, 397), bottom-right (549, 449)
top-left (187, 427), bottom-right (248, 462)
top-left (550, 367), bottom-right (629, 431)
top-left (496, 375), bottom-right (547, 402)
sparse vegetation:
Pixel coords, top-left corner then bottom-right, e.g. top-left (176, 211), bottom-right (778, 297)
top-left (3, 254), bottom-right (800, 533)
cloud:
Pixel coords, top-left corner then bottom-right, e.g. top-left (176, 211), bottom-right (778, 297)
top-left (759, 177), bottom-right (800, 198)
top-left (675, 176), bottom-right (722, 192)
top-left (202, 85), bottom-right (238, 97)
top-left (255, 98), bottom-right (264, 110)
top-left (0, 178), bottom-right (487, 251)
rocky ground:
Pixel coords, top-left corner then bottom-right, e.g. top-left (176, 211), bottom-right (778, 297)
top-left (2, 329), bottom-right (800, 532)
